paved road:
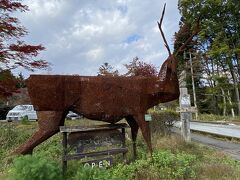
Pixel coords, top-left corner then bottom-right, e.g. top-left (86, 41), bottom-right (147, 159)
top-left (174, 121), bottom-right (240, 139)
top-left (172, 127), bottom-right (240, 160)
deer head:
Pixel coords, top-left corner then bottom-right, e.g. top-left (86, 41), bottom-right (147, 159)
top-left (145, 3), bottom-right (201, 104)
top-left (157, 3), bottom-right (200, 83)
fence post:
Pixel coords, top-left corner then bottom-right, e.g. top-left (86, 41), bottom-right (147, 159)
top-left (179, 70), bottom-right (191, 142)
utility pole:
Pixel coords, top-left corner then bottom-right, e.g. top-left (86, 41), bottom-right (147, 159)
top-left (189, 52), bottom-right (198, 120)
top-left (184, 51), bottom-right (198, 120)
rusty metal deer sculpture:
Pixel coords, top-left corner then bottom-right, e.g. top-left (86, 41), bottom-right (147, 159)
top-left (15, 4), bottom-right (199, 156)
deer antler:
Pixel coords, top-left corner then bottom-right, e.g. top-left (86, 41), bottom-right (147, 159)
top-left (175, 16), bottom-right (201, 56)
top-left (158, 3), bottom-right (172, 56)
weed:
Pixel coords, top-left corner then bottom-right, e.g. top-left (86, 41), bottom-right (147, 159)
top-left (9, 154), bottom-right (62, 180)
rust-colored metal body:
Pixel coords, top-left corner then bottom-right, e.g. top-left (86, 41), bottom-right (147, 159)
top-left (14, 54), bottom-right (179, 155)
top-left (15, 4), bottom-right (198, 155)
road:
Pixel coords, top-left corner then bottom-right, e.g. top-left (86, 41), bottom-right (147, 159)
top-left (173, 121), bottom-right (240, 160)
top-left (174, 121), bottom-right (240, 139)
top-left (172, 127), bottom-right (240, 160)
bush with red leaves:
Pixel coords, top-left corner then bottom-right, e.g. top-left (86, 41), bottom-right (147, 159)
top-left (124, 57), bottom-right (158, 77)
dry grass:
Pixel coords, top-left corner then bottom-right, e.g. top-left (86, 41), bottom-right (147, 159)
top-left (198, 114), bottom-right (240, 123)
top-left (197, 151), bottom-right (240, 179)
top-left (199, 163), bottom-right (237, 180)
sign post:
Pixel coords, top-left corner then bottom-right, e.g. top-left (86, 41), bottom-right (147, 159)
top-left (179, 89), bottom-right (191, 142)
top-left (177, 70), bottom-right (197, 142)
top-left (60, 123), bottom-right (128, 174)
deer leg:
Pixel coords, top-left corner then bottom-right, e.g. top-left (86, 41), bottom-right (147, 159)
top-left (126, 116), bottom-right (139, 159)
top-left (15, 111), bottom-right (65, 155)
top-left (133, 114), bottom-right (152, 154)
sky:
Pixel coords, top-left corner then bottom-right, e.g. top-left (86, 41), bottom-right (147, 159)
top-left (15, 0), bottom-right (181, 77)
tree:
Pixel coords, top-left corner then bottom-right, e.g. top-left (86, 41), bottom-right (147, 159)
top-left (0, 69), bottom-right (17, 99)
top-left (16, 72), bottom-right (26, 88)
top-left (98, 62), bottom-right (119, 76)
top-left (177, 0), bottom-right (240, 115)
top-left (124, 57), bottom-right (158, 77)
top-left (0, 0), bottom-right (49, 98)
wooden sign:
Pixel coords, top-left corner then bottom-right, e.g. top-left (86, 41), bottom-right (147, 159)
top-left (61, 123), bottom-right (128, 175)
top-left (68, 129), bottom-right (122, 153)
top-left (176, 107), bottom-right (197, 113)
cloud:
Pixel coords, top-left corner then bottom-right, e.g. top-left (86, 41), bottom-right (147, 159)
top-left (16, 0), bottom-right (181, 77)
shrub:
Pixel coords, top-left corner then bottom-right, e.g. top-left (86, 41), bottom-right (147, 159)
top-left (34, 134), bottom-right (62, 161)
top-left (150, 110), bottom-right (179, 135)
top-left (67, 149), bottom-right (197, 180)
top-left (198, 113), bottom-right (240, 122)
top-left (151, 150), bottom-right (197, 179)
top-left (110, 150), bottom-right (196, 180)
top-left (9, 154), bottom-right (62, 180)
top-left (73, 166), bottom-right (110, 180)
top-left (108, 159), bottom-right (144, 180)
top-left (21, 116), bottom-right (30, 125)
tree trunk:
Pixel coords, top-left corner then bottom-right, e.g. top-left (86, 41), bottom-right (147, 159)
top-left (220, 87), bottom-right (226, 116)
top-left (227, 90), bottom-right (235, 118)
top-left (228, 60), bottom-right (240, 115)
top-left (232, 70), bottom-right (240, 115)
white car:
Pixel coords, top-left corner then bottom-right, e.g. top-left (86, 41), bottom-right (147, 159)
top-left (6, 105), bottom-right (37, 121)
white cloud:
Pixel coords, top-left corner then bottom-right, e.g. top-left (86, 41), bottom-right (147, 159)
top-left (86, 48), bottom-right (104, 61)
top-left (27, 0), bottom-right (67, 17)
top-left (16, 0), bottom-right (181, 77)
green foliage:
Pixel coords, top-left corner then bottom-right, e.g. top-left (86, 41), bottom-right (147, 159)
top-left (109, 150), bottom-right (196, 180)
top-left (152, 151), bottom-right (197, 179)
top-left (98, 62), bottom-right (119, 77)
top-left (0, 123), bottom-right (35, 172)
top-left (21, 116), bottom-right (30, 125)
top-left (72, 150), bottom-right (197, 180)
top-left (1, 119), bottom-right (240, 179)
top-left (150, 110), bottom-right (179, 135)
top-left (177, 0), bottom-right (240, 116)
top-left (9, 154), bottom-right (62, 180)
top-left (198, 113), bottom-right (240, 122)
top-left (34, 133), bottom-right (62, 161)
top-left (73, 166), bottom-right (110, 180)
top-left (0, 123), bottom-right (33, 151)
top-left (110, 159), bottom-right (150, 180)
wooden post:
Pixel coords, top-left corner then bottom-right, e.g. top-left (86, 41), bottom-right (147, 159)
top-left (62, 132), bottom-right (68, 175)
top-left (122, 127), bottom-right (126, 160)
top-left (179, 70), bottom-right (191, 142)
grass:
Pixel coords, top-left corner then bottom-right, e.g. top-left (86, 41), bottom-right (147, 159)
top-left (150, 109), bottom-right (240, 123)
top-left (197, 113), bottom-right (240, 123)
top-left (0, 117), bottom-right (240, 179)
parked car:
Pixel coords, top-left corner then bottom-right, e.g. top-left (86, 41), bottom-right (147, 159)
top-left (6, 105), bottom-right (37, 121)
top-left (66, 111), bottom-right (81, 120)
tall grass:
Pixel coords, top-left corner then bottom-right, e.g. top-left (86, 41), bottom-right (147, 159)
top-left (198, 113), bottom-right (240, 122)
